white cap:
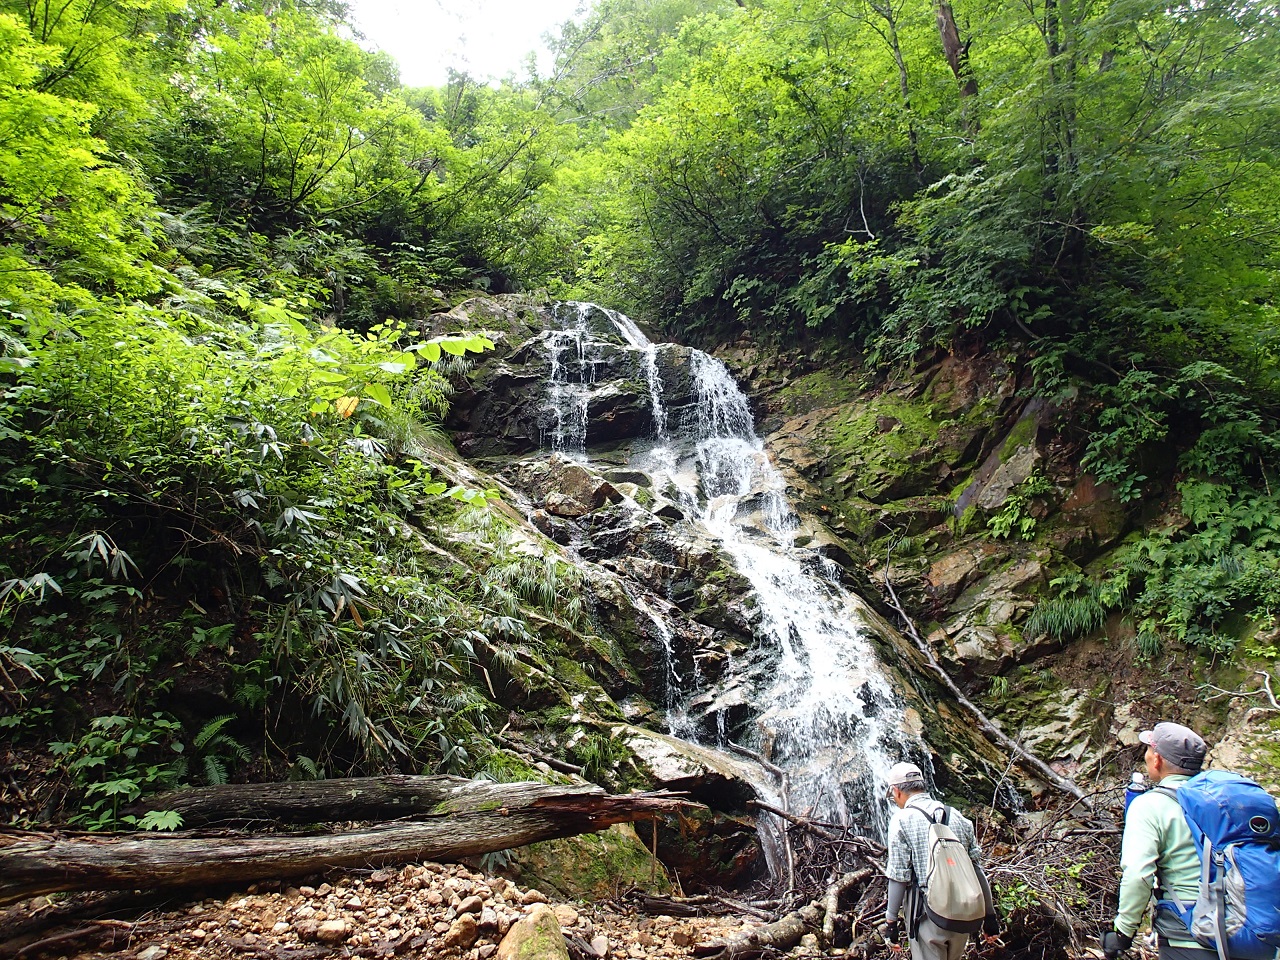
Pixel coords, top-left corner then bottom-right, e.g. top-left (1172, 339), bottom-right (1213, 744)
top-left (887, 762), bottom-right (926, 789)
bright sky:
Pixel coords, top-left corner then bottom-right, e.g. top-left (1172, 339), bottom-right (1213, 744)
top-left (346, 0), bottom-right (587, 87)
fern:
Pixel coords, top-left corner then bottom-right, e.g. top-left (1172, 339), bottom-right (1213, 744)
top-left (203, 755), bottom-right (228, 786)
top-left (289, 755), bottom-right (325, 781)
top-left (193, 715), bottom-right (236, 751)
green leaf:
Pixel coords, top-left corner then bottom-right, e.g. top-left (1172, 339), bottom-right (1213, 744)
top-left (139, 809), bottom-right (184, 831)
top-left (363, 383), bottom-right (393, 409)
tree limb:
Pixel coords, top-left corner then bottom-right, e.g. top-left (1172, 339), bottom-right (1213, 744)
top-left (881, 544), bottom-right (1099, 812)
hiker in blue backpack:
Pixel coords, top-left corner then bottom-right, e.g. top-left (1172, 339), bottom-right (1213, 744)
top-left (1105, 722), bottom-right (1212, 960)
top-left (1105, 721), bottom-right (1280, 960)
top-left (880, 761), bottom-right (999, 960)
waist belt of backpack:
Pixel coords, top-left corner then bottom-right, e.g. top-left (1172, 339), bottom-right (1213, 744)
top-left (1155, 837), bottom-right (1231, 960)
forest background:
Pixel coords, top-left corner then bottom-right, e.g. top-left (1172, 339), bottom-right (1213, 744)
top-left (0, 0), bottom-right (1278, 851)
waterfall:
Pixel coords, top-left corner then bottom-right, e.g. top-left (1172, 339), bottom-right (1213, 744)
top-left (541, 303), bottom-right (923, 856)
top-left (602, 305), bottom-right (668, 442)
top-left (544, 303), bottom-right (595, 458)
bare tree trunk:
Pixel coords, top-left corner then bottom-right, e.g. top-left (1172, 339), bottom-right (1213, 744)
top-left (934, 0), bottom-right (979, 131)
top-left (0, 780), bottom-right (692, 908)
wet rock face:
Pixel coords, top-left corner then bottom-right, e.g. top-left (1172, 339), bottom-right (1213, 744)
top-left (439, 299), bottom-right (1009, 806)
top-left (499, 452), bottom-right (758, 714)
top-left (443, 302), bottom-right (664, 458)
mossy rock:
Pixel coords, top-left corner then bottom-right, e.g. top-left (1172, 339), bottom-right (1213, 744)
top-left (804, 393), bottom-right (998, 506)
top-left (493, 903), bottom-right (570, 960)
top-left (771, 366), bottom-right (865, 417)
top-left (507, 822), bottom-right (671, 899)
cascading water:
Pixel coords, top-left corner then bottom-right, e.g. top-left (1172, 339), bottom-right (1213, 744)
top-left (544, 303), bottom-right (596, 458)
top-left (541, 303), bottom-right (924, 868)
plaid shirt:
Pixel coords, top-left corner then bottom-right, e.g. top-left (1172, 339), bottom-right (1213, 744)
top-left (885, 794), bottom-right (983, 887)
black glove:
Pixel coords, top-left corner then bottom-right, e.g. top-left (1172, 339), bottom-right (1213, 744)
top-left (1101, 930), bottom-right (1133, 959)
top-left (983, 913), bottom-right (1001, 936)
top-left (878, 917), bottom-right (902, 942)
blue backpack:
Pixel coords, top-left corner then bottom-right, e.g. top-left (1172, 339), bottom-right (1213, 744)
top-left (1154, 771), bottom-right (1280, 960)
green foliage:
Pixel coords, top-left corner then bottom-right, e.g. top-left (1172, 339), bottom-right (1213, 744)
top-left (570, 731), bottom-right (629, 786)
top-left (50, 713), bottom-right (187, 830)
top-left (2, 0), bottom-right (1279, 828)
top-left (1082, 363), bottom-right (1279, 504)
top-left (1025, 578), bottom-right (1107, 642)
top-left (1029, 483), bottom-right (1280, 654)
top-left (192, 715), bottom-right (250, 786)
top-left (137, 809), bottom-right (184, 831)
top-left (987, 474), bottom-right (1053, 541)
top-left (1117, 484), bottom-right (1280, 653)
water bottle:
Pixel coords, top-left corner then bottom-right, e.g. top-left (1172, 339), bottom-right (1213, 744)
top-left (1124, 771), bottom-right (1146, 814)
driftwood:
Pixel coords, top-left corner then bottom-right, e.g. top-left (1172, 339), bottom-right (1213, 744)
top-left (693, 868), bottom-right (873, 960)
top-left (0, 778), bottom-right (693, 908)
top-left (880, 552), bottom-right (1098, 811)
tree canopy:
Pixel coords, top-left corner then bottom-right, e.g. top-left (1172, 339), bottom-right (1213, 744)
top-left (1, 0), bottom-right (1277, 825)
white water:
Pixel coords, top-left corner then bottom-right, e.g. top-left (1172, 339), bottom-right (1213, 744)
top-left (545, 303), bottom-right (595, 458)
top-left (542, 303), bottom-right (919, 850)
top-left (603, 305), bottom-right (669, 442)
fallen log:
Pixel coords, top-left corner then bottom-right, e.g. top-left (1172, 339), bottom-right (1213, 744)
top-left (122, 774), bottom-right (564, 827)
top-left (0, 779), bottom-right (693, 908)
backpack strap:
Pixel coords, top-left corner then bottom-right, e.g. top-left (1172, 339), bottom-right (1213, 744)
top-left (902, 800), bottom-right (946, 895)
top-left (905, 801), bottom-right (949, 825)
top-left (1149, 783), bottom-right (1190, 916)
top-left (1206, 841), bottom-right (1229, 960)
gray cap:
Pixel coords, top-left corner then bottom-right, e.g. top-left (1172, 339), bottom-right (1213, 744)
top-left (887, 762), bottom-right (926, 789)
top-left (1139, 722), bottom-right (1207, 771)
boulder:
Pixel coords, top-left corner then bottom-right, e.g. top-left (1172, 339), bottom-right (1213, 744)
top-left (616, 725), bottom-right (761, 806)
top-left (926, 544), bottom-right (1002, 605)
top-left (506, 456), bottom-right (624, 516)
top-left (973, 443), bottom-right (1040, 512)
top-left (496, 903), bottom-right (569, 960)
top-left (508, 823), bottom-right (669, 901)
top-left (443, 914), bottom-right (480, 949)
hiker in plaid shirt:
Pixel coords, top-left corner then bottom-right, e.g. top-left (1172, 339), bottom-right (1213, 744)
top-left (880, 762), bottom-right (999, 960)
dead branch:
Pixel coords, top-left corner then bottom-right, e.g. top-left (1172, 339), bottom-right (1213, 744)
top-left (746, 799), bottom-right (843, 841)
top-left (880, 547), bottom-right (1099, 812)
top-left (727, 742), bottom-right (786, 780)
top-left (692, 868), bottom-right (873, 960)
top-left (1199, 670), bottom-right (1280, 710)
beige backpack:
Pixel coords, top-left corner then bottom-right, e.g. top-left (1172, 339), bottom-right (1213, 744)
top-left (910, 805), bottom-right (986, 933)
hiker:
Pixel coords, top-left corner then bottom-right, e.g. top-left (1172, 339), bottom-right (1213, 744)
top-left (1104, 721), bottom-right (1211, 960)
top-left (880, 761), bottom-right (999, 960)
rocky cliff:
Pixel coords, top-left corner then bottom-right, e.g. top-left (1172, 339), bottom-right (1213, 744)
top-left (366, 291), bottom-right (1280, 899)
